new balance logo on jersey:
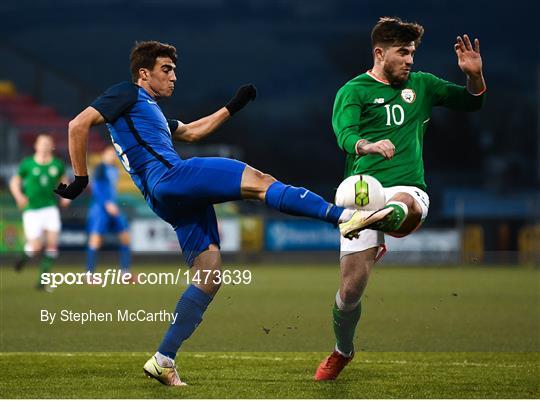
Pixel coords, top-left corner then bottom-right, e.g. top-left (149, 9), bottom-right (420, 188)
top-left (373, 98), bottom-right (385, 104)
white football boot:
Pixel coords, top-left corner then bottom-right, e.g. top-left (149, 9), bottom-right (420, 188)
top-left (143, 355), bottom-right (187, 386)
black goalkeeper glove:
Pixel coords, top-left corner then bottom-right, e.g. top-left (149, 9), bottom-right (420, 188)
top-left (225, 84), bottom-right (257, 115)
top-left (54, 175), bottom-right (89, 200)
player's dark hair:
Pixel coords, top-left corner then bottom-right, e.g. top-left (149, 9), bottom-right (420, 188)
top-left (371, 17), bottom-right (424, 48)
top-left (130, 41), bottom-right (177, 81)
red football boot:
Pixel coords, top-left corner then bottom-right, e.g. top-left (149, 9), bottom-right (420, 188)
top-left (314, 350), bottom-right (354, 381)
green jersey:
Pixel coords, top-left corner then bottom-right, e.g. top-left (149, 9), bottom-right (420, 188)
top-left (17, 156), bottom-right (65, 210)
top-left (332, 71), bottom-right (485, 190)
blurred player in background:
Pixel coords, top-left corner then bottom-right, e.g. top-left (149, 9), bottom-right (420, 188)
top-left (55, 40), bottom-right (374, 386)
top-left (9, 134), bottom-right (70, 290)
top-left (86, 146), bottom-right (131, 275)
top-left (315, 17), bottom-right (486, 380)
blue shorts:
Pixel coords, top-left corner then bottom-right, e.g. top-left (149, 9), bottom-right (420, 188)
top-left (150, 157), bottom-right (246, 266)
top-left (87, 204), bottom-right (129, 235)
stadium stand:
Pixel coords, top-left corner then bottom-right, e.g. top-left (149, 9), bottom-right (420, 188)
top-left (0, 82), bottom-right (106, 155)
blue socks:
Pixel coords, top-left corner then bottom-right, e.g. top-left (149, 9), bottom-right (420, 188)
top-left (86, 245), bottom-right (131, 273)
top-left (86, 247), bottom-right (97, 273)
top-left (265, 181), bottom-right (344, 225)
top-left (158, 285), bottom-right (213, 359)
top-left (120, 244), bottom-right (131, 272)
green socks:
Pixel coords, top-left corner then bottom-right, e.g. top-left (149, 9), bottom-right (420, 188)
top-left (333, 300), bottom-right (361, 356)
top-left (370, 201), bottom-right (408, 232)
top-left (37, 252), bottom-right (56, 285)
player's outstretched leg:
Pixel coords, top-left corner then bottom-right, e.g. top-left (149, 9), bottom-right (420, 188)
top-left (145, 244), bottom-right (221, 386)
top-left (315, 247), bottom-right (377, 381)
top-left (340, 191), bottom-right (426, 239)
top-left (366, 192), bottom-right (425, 236)
top-left (240, 166), bottom-right (390, 234)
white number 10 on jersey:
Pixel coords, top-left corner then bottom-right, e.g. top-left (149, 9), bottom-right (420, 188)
top-left (384, 104), bottom-right (404, 126)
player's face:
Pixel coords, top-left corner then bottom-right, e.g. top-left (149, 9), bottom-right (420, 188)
top-left (34, 136), bottom-right (54, 155)
top-left (380, 42), bottom-right (415, 85)
top-left (146, 57), bottom-right (177, 98)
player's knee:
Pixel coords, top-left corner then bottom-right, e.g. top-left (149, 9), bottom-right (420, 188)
top-left (32, 243), bottom-right (43, 253)
top-left (25, 242), bottom-right (41, 257)
top-left (341, 279), bottom-right (367, 304)
top-left (340, 288), bottom-right (359, 306)
top-left (119, 232), bottom-right (130, 245)
top-left (241, 166), bottom-right (277, 200)
top-left (89, 235), bottom-right (103, 249)
top-left (388, 193), bottom-right (415, 209)
top-left (253, 169), bottom-right (276, 188)
top-left (194, 272), bottom-right (222, 295)
top-left (208, 278), bottom-right (222, 293)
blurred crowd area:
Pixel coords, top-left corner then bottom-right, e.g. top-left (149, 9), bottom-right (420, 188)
top-left (0, 0), bottom-right (538, 262)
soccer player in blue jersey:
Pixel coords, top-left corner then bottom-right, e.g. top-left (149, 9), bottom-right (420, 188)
top-left (55, 41), bottom-right (388, 386)
top-left (86, 146), bottom-right (131, 275)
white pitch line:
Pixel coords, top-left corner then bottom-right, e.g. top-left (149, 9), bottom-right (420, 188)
top-left (192, 354), bottom-right (522, 368)
top-left (0, 352), bottom-right (525, 368)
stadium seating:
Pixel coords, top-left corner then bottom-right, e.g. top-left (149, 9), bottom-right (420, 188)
top-left (0, 87), bottom-right (106, 154)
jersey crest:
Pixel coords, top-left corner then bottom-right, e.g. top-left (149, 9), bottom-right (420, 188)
top-left (401, 89), bottom-right (416, 103)
top-left (48, 166), bottom-right (59, 177)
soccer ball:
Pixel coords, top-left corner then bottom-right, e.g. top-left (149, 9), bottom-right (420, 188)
top-left (335, 174), bottom-right (385, 210)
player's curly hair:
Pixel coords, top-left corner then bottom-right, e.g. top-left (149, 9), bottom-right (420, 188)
top-left (371, 17), bottom-right (424, 48)
top-left (130, 41), bottom-right (177, 81)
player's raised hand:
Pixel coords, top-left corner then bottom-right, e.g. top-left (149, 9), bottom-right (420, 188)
top-left (356, 139), bottom-right (395, 160)
top-left (454, 34), bottom-right (483, 77)
top-left (225, 84), bottom-right (257, 115)
top-left (54, 175), bottom-right (89, 200)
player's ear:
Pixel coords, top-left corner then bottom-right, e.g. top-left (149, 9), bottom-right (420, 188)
top-left (139, 68), bottom-right (149, 81)
top-left (374, 47), bottom-right (384, 62)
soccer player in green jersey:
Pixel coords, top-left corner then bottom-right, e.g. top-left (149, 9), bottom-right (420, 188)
top-left (315, 17), bottom-right (486, 380)
top-left (9, 134), bottom-right (70, 290)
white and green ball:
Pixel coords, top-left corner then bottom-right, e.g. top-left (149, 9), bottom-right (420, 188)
top-left (335, 174), bottom-right (385, 211)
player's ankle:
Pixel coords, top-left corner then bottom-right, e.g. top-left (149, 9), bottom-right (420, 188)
top-left (154, 352), bottom-right (175, 367)
top-left (371, 201), bottom-right (408, 232)
top-left (334, 345), bottom-right (354, 358)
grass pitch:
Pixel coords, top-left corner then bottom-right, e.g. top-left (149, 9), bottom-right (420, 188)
top-left (1, 351), bottom-right (538, 398)
top-left (0, 263), bottom-right (539, 398)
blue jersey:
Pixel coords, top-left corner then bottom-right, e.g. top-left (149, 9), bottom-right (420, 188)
top-left (90, 163), bottom-right (119, 207)
top-left (91, 82), bottom-right (181, 198)
top-left (90, 81), bottom-right (246, 266)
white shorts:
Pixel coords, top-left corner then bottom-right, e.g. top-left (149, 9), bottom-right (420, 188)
top-left (340, 185), bottom-right (430, 258)
top-left (22, 206), bottom-right (61, 241)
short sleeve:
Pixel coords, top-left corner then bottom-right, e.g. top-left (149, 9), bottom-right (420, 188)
top-left (17, 158), bottom-right (29, 178)
top-left (90, 82), bottom-right (139, 122)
